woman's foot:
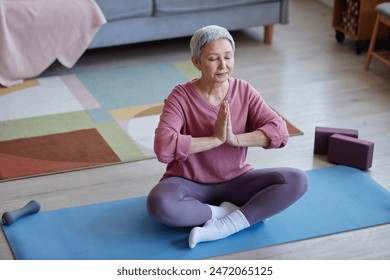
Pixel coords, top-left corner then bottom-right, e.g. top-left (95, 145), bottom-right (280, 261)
top-left (189, 209), bottom-right (249, 248)
top-left (208, 201), bottom-right (239, 219)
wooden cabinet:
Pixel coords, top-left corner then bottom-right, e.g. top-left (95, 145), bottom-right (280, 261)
top-left (332, 0), bottom-right (389, 54)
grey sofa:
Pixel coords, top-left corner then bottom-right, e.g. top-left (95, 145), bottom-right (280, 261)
top-left (89, 0), bottom-right (290, 49)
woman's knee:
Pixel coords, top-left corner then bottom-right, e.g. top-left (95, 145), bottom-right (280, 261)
top-left (146, 188), bottom-right (160, 219)
top-left (285, 167), bottom-right (308, 197)
top-left (146, 183), bottom-right (179, 226)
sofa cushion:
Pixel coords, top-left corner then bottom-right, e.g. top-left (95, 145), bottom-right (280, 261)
top-left (154, 0), bottom-right (274, 16)
top-left (95, 0), bottom-right (153, 21)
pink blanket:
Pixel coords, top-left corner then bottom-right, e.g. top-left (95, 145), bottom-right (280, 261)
top-left (0, 0), bottom-right (106, 87)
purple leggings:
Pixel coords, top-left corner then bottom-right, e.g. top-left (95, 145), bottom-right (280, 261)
top-left (147, 167), bottom-right (308, 227)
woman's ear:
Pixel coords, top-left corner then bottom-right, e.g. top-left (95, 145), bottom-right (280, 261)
top-left (191, 56), bottom-right (201, 71)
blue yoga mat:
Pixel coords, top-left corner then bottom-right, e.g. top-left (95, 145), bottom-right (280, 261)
top-left (3, 166), bottom-right (390, 260)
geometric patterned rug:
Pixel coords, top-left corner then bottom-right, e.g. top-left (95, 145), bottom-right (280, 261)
top-left (0, 61), bottom-right (302, 181)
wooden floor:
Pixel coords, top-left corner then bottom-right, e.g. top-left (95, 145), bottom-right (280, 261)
top-left (1, 0), bottom-right (389, 260)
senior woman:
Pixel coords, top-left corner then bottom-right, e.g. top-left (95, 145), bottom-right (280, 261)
top-left (147, 25), bottom-right (308, 249)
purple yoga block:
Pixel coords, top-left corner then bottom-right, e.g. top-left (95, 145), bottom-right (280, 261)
top-left (328, 134), bottom-right (374, 171)
top-left (314, 126), bottom-right (359, 155)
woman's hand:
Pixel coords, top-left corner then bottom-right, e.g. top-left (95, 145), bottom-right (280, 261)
top-left (224, 101), bottom-right (239, 147)
top-left (212, 101), bottom-right (228, 144)
top-left (190, 101), bottom-right (241, 155)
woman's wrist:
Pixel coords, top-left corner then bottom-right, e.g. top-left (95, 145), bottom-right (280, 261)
top-left (235, 135), bottom-right (240, 147)
top-left (214, 136), bottom-right (225, 147)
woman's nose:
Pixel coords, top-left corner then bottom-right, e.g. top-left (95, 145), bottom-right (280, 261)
top-left (218, 58), bottom-right (226, 68)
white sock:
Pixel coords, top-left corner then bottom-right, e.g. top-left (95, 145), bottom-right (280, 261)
top-left (208, 201), bottom-right (239, 219)
top-left (189, 209), bottom-right (250, 249)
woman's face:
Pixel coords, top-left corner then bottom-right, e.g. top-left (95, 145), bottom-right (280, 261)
top-left (193, 38), bottom-right (234, 84)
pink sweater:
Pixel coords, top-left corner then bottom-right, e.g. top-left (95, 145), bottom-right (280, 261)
top-left (154, 77), bottom-right (289, 183)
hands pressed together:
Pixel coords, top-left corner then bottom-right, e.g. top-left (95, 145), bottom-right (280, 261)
top-left (189, 100), bottom-right (269, 155)
top-left (213, 101), bottom-right (239, 147)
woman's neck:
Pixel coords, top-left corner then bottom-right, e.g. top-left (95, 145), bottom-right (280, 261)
top-left (193, 78), bottom-right (229, 106)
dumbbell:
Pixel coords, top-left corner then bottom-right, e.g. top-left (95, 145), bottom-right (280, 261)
top-left (2, 200), bottom-right (41, 226)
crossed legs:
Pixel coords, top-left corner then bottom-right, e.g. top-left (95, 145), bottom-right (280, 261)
top-left (147, 167), bottom-right (308, 247)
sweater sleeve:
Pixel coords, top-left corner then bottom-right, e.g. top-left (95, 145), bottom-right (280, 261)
top-left (154, 89), bottom-right (192, 163)
top-left (247, 85), bottom-right (289, 149)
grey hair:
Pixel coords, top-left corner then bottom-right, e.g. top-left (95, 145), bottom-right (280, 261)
top-left (190, 25), bottom-right (235, 61)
